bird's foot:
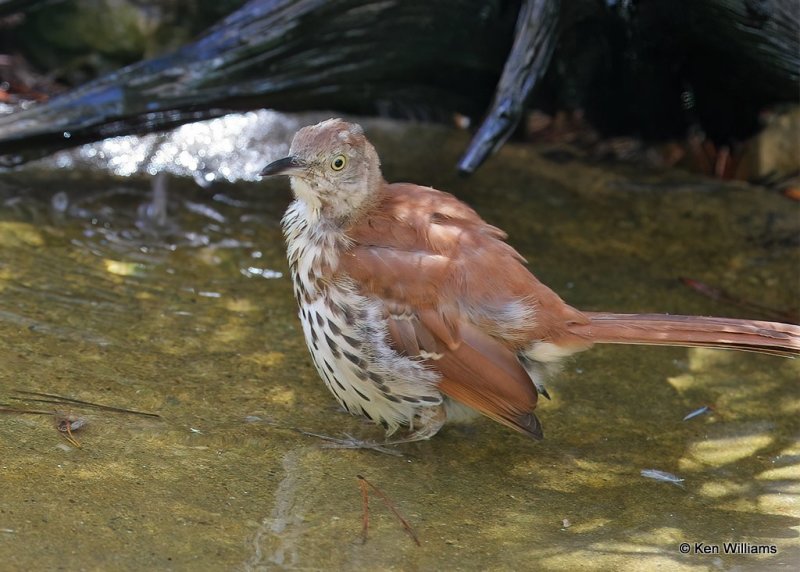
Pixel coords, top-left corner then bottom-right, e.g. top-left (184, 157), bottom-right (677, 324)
top-left (299, 430), bottom-right (405, 457)
top-left (299, 405), bottom-right (447, 455)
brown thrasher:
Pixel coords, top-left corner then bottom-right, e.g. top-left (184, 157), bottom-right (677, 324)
top-left (260, 118), bottom-right (800, 442)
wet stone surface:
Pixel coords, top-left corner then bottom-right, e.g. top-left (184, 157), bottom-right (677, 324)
top-left (0, 114), bottom-right (798, 570)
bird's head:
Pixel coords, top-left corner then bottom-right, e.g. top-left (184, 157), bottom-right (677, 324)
top-left (260, 118), bottom-right (383, 222)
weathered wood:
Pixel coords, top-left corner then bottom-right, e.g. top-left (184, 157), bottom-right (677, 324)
top-left (458, 0), bottom-right (559, 173)
top-left (0, 0), bottom-right (526, 168)
top-left (0, 0), bottom-right (796, 174)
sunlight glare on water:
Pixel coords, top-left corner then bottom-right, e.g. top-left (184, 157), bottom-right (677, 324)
top-left (51, 110), bottom-right (306, 184)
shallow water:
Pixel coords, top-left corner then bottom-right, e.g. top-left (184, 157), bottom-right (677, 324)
top-left (0, 115), bottom-right (798, 571)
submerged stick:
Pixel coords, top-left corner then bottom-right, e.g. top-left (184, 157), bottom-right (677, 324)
top-left (356, 475), bottom-right (421, 546)
top-left (358, 475), bottom-right (370, 544)
top-left (12, 389), bottom-right (160, 418)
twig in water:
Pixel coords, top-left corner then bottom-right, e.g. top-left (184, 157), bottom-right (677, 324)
top-left (0, 406), bottom-right (53, 415)
top-left (358, 474), bottom-right (370, 544)
top-left (11, 389), bottom-right (160, 417)
top-left (356, 475), bottom-right (420, 546)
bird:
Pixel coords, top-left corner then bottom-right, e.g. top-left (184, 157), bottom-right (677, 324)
top-left (259, 118), bottom-right (800, 443)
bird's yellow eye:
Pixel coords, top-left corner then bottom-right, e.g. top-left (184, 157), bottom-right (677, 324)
top-left (330, 154), bottom-right (347, 171)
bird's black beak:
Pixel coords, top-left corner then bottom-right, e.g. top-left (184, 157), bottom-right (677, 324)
top-left (259, 156), bottom-right (303, 177)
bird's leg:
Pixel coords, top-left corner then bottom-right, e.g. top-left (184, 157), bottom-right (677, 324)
top-left (391, 404), bottom-right (446, 444)
top-left (298, 429), bottom-right (404, 456)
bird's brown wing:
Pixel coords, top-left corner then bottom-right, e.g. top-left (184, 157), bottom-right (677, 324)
top-left (339, 182), bottom-right (587, 438)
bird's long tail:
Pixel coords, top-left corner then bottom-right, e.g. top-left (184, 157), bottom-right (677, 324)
top-left (578, 313), bottom-right (800, 357)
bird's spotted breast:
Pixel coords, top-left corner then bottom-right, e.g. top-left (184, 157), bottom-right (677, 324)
top-left (296, 284), bottom-right (442, 433)
top-left (283, 199), bottom-right (442, 433)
